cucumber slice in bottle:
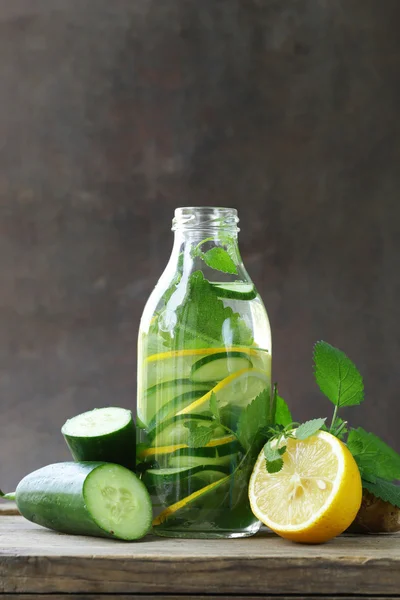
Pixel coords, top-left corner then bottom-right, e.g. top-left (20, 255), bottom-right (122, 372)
top-left (143, 379), bottom-right (210, 425)
top-left (148, 413), bottom-right (214, 446)
top-left (178, 368), bottom-right (270, 415)
top-left (168, 440), bottom-right (241, 469)
top-left (190, 351), bottom-right (253, 383)
top-left (1, 462), bottom-right (152, 540)
top-left (140, 435), bottom-right (238, 461)
top-left (62, 407), bottom-right (136, 471)
top-left (211, 282), bottom-right (257, 300)
top-left (148, 389), bottom-right (209, 429)
top-left (153, 474), bottom-right (231, 526)
top-left (143, 464), bottom-right (229, 488)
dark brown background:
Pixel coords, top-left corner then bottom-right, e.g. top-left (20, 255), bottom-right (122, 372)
top-left (0, 0), bottom-right (399, 491)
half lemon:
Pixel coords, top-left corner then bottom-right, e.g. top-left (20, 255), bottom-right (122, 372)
top-left (249, 430), bottom-right (362, 543)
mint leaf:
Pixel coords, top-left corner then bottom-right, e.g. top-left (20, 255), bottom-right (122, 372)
top-left (275, 394), bottom-right (292, 426)
top-left (184, 422), bottom-right (215, 448)
top-left (202, 247), bottom-right (238, 275)
top-left (362, 477), bottom-right (400, 509)
top-left (264, 441), bottom-right (284, 462)
top-left (209, 391), bottom-right (220, 421)
top-left (313, 341), bottom-right (364, 407)
top-left (348, 428), bottom-right (400, 482)
top-left (161, 271), bottom-right (253, 349)
top-left (237, 388), bottom-right (271, 451)
top-left (295, 418), bottom-right (326, 440)
top-left (266, 458), bottom-right (284, 474)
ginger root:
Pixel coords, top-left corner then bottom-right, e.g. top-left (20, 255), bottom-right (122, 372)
top-left (347, 489), bottom-right (400, 534)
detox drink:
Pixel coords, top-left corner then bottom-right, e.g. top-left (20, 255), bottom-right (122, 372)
top-left (137, 208), bottom-right (272, 538)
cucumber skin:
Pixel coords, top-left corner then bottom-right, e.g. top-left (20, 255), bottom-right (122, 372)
top-left (14, 462), bottom-right (115, 539)
top-left (63, 419), bottom-right (136, 472)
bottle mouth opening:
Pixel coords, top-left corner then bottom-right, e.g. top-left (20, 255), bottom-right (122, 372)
top-left (172, 207), bottom-right (239, 232)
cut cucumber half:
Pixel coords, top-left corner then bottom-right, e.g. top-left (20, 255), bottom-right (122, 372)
top-left (62, 407), bottom-right (136, 471)
top-left (178, 368), bottom-right (271, 416)
top-left (7, 462), bottom-right (152, 540)
top-left (211, 282), bottom-right (257, 300)
top-left (190, 351), bottom-right (253, 383)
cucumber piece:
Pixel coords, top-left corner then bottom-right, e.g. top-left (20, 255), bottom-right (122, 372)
top-left (1, 462), bottom-right (152, 540)
top-left (168, 440), bottom-right (240, 468)
top-left (148, 389), bottom-right (209, 429)
top-left (143, 465), bottom-right (229, 488)
top-left (153, 474), bottom-right (231, 526)
top-left (142, 379), bottom-right (210, 426)
top-left (211, 282), bottom-right (257, 300)
top-left (140, 435), bottom-right (237, 462)
top-left (190, 351), bottom-right (253, 383)
top-left (148, 414), bottom-right (214, 446)
top-left (62, 407), bottom-right (136, 471)
top-left (178, 368), bottom-right (271, 415)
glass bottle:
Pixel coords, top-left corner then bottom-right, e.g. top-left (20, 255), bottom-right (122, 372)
top-left (137, 207), bottom-right (272, 538)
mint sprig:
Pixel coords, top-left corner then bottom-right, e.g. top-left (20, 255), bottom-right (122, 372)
top-left (263, 418), bottom-right (326, 474)
top-left (311, 341), bottom-right (400, 508)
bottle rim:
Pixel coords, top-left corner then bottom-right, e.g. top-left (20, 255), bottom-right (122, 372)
top-left (172, 206), bottom-right (239, 232)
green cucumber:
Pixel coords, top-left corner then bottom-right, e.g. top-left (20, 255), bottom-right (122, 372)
top-left (190, 352), bottom-right (253, 383)
top-left (148, 414), bottom-right (225, 447)
top-left (143, 465), bottom-right (229, 488)
top-left (143, 379), bottom-right (210, 425)
top-left (211, 282), bottom-right (257, 300)
top-left (148, 390), bottom-right (209, 429)
top-left (168, 440), bottom-right (240, 468)
top-left (62, 407), bottom-right (136, 471)
top-left (0, 462), bottom-right (152, 540)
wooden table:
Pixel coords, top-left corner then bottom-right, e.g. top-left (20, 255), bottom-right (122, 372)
top-left (1, 505), bottom-right (399, 600)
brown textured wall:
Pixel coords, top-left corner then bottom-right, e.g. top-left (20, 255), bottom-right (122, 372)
top-left (0, 0), bottom-right (399, 491)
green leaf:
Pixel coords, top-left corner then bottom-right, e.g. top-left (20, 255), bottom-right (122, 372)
top-left (237, 388), bottom-right (271, 451)
top-left (295, 418), bottom-right (326, 440)
top-left (160, 271), bottom-right (253, 349)
top-left (185, 422), bottom-right (215, 448)
top-left (275, 394), bottom-right (292, 426)
top-left (313, 341), bottom-right (364, 407)
top-left (209, 391), bottom-right (220, 421)
top-left (362, 477), bottom-right (400, 509)
top-left (264, 441), bottom-right (282, 462)
top-left (348, 428), bottom-right (400, 482)
top-left (266, 458), bottom-right (284, 474)
top-left (202, 247), bottom-right (238, 274)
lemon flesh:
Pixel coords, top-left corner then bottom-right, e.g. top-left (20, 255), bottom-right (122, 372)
top-left (249, 431), bottom-right (362, 543)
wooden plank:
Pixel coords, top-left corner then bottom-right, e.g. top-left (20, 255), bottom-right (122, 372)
top-left (0, 516), bottom-right (400, 596)
top-left (0, 503), bottom-right (18, 516)
top-left (1, 597), bottom-right (399, 600)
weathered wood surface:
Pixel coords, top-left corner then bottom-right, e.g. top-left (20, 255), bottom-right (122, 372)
top-left (0, 515), bottom-right (399, 597)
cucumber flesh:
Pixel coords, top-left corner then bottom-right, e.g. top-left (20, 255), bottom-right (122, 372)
top-left (190, 351), bottom-right (253, 383)
top-left (211, 282), bottom-right (257, 300)
top-left (62, 407), bottom-right (136, 471)
top-left (11, 462), bottom-right (152, 540)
